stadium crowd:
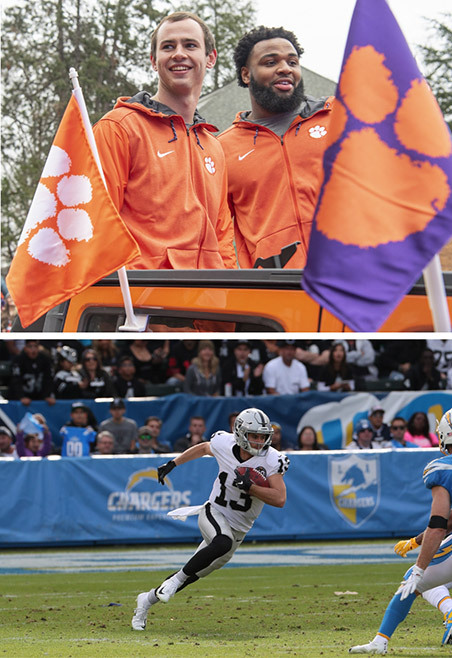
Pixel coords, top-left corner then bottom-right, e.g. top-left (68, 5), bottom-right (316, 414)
top-left (0, 338), bottom-right (449, 458)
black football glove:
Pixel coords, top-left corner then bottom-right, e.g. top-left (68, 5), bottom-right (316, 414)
top-left (232, 467), bottom-right (252, 492)
top-left (157, 459), bottom-right (176, 485)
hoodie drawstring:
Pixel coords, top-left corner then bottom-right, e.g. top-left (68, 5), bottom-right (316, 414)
top-left (193, 127), bottom-right (204, 150)
top-left (168, 119), bottom-right (178, 143)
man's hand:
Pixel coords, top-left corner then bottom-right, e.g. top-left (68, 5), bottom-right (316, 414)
top-left (232, 467), bottom-right (252, 492)
top-left (396, 565), bottom-right (424, 600)
top-left (394, 537), bottom-right (419, 557)
top-left (157, 460), bottom-right (176, 485)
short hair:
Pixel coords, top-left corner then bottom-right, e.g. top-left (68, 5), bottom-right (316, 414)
top-left (145, 416), bottom-right (162, 427)
top-left (118, 355), bottom-right (134, 367)
top-left (97, 430), bottom-right (114, 441)
top-left (151, 11), bottom-right (215, 59)
top-left (234, 26), bottom-right (304, 88)
top-left (190, 415), bottom-right (205, 424)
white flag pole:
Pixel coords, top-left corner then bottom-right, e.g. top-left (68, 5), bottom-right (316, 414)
top-left (422, 255), bottom-right (451, 332)
top-left (68, 67), bottom-right (148, 332)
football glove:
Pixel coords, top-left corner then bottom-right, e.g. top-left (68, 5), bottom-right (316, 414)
top-left (394, 537), bottom-right (420, 557)
top-left (232, 467), bottom-right (252, 492)
top-left (157, 459), bottom-right (176, 485)
top-left (396, 565), bottom-right (424, 600)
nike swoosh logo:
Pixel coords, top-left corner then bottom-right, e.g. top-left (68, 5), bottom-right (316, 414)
top-left (157, 150), bottom-right (174, 158)
top-left (238, 149), bottom-right (255, 161)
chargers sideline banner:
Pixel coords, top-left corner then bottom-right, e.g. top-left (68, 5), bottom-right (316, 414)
top-left (0, 450), bottom-right (434, 547)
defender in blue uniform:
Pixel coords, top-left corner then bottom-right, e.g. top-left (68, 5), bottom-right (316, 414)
top-left (349, 409), bottom-right (452, 654)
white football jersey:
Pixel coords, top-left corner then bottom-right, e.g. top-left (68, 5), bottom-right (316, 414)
top-left (208, 431), bottom-right (289, 533)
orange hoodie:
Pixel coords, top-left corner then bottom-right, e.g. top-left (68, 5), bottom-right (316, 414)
top-left (218, 96), bottom-right (334, 269)
top-left (93, 92), bottom-right (236, 270)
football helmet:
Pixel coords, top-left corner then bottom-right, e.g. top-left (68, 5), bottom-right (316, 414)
top-left (436, 409), bottom-right (452, 455)
top-left (233, 408), bottom-right (273, 456)
top-left (58, 345), bottom-right (77, 364)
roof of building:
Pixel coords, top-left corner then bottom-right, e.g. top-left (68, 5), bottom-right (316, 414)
top-left (198, 67), bottom-right (337, 132)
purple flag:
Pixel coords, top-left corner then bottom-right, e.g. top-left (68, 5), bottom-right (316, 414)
top-left (303, 0), bottom-right (452, 332)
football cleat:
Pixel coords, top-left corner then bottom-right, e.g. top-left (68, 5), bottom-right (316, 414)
top-left (156, 576), bottom-right (179, 603)
top-left (442, 610), bottom-right (452, 645)
top-left (131, 592), bottom-right (150, 631)
top-left (349, 639), bottom-right (388, 654)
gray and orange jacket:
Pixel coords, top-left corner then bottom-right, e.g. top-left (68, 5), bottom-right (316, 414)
top-left (93, 92), bottom-right (236, 270)
top-left (218, 95), bottom-right (334, 269)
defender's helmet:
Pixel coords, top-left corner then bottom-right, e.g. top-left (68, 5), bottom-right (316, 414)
top-left (58, 345), bottom-right (77, 364)
top-left (233, 408), bottom-right (273, 456)
top-left (436, 409), bottom-right (452, 455)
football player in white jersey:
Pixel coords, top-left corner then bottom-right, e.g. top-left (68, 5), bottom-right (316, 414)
top-left (349, 408), bottom-right (452, 654)
top-left (132, 408), bottom-right (290, 631)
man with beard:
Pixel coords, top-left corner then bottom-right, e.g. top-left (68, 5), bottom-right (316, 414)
top-left (218, 27), bottom-right (334, 269)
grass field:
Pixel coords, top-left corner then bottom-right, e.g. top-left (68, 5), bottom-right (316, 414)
top-left (0, 559), bottom-right (448, 657)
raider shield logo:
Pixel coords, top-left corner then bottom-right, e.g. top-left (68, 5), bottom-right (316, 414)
top-left (329, 454), bottom-right (380, 527)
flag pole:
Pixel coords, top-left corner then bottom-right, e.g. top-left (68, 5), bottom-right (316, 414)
top-left (423, 255), bottom-right (451, 332)
top-left (68, 68), bottom-right (148, 332)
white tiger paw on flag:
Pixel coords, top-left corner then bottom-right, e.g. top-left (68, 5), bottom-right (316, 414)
top-left (6, 94), bottom-right (140, 328)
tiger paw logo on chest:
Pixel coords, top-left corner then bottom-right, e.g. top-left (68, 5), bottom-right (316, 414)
top-left (204, 156), bottom-right (216, 174)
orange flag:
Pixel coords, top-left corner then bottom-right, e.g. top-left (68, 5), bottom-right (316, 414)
top-left (6, 94), bottom-right (140, 328)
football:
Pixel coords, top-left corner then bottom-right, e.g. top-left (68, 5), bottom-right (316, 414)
top-left (236, 467), bottom-right (270, 488)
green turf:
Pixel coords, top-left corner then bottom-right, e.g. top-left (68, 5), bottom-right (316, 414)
top-left (0, 563), bottom-right (447, 657)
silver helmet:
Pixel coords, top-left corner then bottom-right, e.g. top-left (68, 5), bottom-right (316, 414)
top-left (436, 409), bottom-right (452, 455)
top-left (233, 408), bottom-right (273, 456)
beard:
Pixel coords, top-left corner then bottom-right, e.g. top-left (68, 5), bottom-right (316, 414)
top-left (249, 75), bottom-right (306, 114)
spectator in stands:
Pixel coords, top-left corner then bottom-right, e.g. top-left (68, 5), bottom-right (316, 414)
top-left (270, 422), bottom-right (292, 451)
top-left (368, 404), bottom-right (391, 444)
top-left (404, 411), bottom-right (439, 448)
top-left (59, 402), bottom-right (97, 457)
top-left (374, 340), bottom-right (425, 380)
top-left (228, 411), bottom-right (240, 432)
top-left (260, 339), bottom-right (280, 364)
top-left (54, 345), bottom-right (84, 399)
top-left (316, 342), bottom-right (356, 392)
top-left (134, 422), bottom-right (172, 454)
top-left (294, 340), bottom-right (330, 380)
top-left (271, 422), bottom-right (282, 450)
top-left (221, 339), bottom-right (264, 396)
top-left (340, 339), bottom-right (377, 378)
top-left (346, 419), bottom-right (379, 450)
top-left (297, 425), bottom-right (326, 450)
top-left (91, 340), bottom-right (121, 376)
top-left (94, 430), bottom-right (116, 455)
top-left (113, 356), bottom-right (147, 398)
top-left (184, 340), bottom-right (221, 396)
top-left (387, 416), bottom-right (417, 448)
top-left (16, 413), bottom-right (52, 458)
top-left (79, 348), bottom-right (116, 399)
top-left (263, 340), bottom-right (310, 395)
top-left (166, 340), bottom-right (198, 386)
top-left (8, 340), bottom-right (55, 406)
top-left (426, 338), bottom-right (452, 381)
top-left (121, 340), bottom-right (170, 384)
top-left (173, 416), bottom-right (207, 452)
top-left (98, 398), bottom-right (138, 454)
top-left (0, 426), bottom-right (17, 458)
top-left (405, 348), bottom-right (442, 390)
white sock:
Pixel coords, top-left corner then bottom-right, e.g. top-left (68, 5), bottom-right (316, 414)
top-left (146, 588), bottom-right (159, 606)
top-left (374, 634), bottom-right (388, 646)
top-left (173, 569), bottom-right (189, 586)
top-left (422, 586), bottom-right (452, 614)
